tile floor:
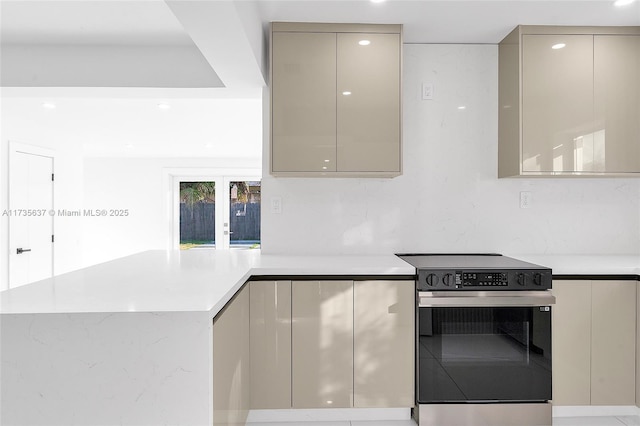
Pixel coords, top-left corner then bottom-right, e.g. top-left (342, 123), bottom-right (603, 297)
top-left (554, 416), bottom-right (640, 426)
top-left (248, 417), bottom-right (640, 426)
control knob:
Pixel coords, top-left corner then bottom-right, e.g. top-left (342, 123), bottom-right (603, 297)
top-left (533, 273), bottom-right (542, 286)
top-left (442, 273), bottom-right (453, 287)
top-left (425, 274), bottom-right (439, 287)
top-left (516, 273), bottom-right (525, 286)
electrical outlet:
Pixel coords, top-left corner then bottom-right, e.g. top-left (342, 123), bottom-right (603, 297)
top-left (422, 83), bottom-right (434, 100)
top-left (271, 197), bottom-right (282, 214)
top-left (520, 191), bottom-right (532, 209)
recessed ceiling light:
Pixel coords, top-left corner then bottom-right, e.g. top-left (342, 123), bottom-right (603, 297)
top-left (342, 91), bottom-right (352, 96)
top-left (614, 0), bottom-right (635, 6)
top-left (552, 43), bottom-right (566, 50)
top-left (458, 106), bottom-right (466, 110)
top-left (370, 0), bottom-right (385, 3)
top-left (157, 103), bottom-right (171, 110)
top-left (42, 102), bottom-right (56, 109)
top-left (359, 40), bottom-right (371, 46)
top-left (205, 143), bottom-right (213, 149)
top-left (125, 144), bottom-right (134, 149)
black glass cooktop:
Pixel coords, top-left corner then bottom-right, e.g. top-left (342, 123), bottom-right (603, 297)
top-left (396, 253), bottom-right (550, 271)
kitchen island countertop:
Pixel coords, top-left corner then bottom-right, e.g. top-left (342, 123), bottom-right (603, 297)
top-left (0, 249), bottom-right (415, 315)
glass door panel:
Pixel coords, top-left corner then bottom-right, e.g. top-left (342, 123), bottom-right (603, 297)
top-left (228, 181), bottom-right (261, 249)
top-left (179, 181), bottom-right (216, 250)
top-left (418, 306), bottom-right (552, 403)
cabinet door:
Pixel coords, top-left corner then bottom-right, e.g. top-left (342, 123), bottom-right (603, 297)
top-left (337, 33), bottom-right (401, 173)
top-left (250, 281), bottom-right (292, 409)
top-left (353, 280), bottom-right (414, 407)
top-left (551, 280), bottom-right (592, 405)
top-left (271, 32), bottom-right (337, 173)
top-left (292, 280), bottom-right (353, 408)
top-left (594, 35), bottom-right (640, 173)
top-left (213, 285), bottom-right (250, 425)
top-left (591, 280), bottom-right (636, 405)
top-left (637, 281), bottom-right (640, 407)
top-left (522, 35), bottom-right (594, 173)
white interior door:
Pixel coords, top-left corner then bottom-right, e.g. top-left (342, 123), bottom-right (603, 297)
top-left (9, 145), bottom-right (54, 288)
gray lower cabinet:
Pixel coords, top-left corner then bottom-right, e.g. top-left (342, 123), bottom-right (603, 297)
top-left (552, 280), bottom-right (636, 406)
top-left (292, 280), bottom-right (354, 408)
top-left (248, 279), bottom-right (415, 411)
top-left (552, 280), bottom-right (591, 405)
top-left (591, 281), bottom-right (636, 405)
top-left (249, 280), bottom-right (292, 409)
top-left (637, 281), bottom-right (640, 408)
top-left (213, 285), bottom-right (250, 425)
top-left (353, 280), bottom-right (414, 408)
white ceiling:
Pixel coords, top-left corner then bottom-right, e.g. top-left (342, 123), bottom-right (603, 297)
top-left (3, 0), bottom-right (639, 46)
top-left (1, 95), bottom-right (263, 158)
top-left (0, 1), bottom-right (192, 46)
top-left (1, 0), bottom-right (638, 158)
top-left (257, 0), bottom-right (640, 43)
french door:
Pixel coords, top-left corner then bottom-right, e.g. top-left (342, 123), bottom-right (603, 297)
top-left (173, 175), bottom-right (260, 250)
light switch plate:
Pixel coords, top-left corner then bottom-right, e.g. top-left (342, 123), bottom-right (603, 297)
top-left (422, 83), bottom-right (434, 100)
top-left (520, 191), bottom-right (532, 209)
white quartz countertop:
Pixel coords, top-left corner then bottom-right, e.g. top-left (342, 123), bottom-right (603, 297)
top-left (2, 251), bottom-right (638, 315)
top-left (0, 250), bottom-right (415, 315)
top-left (505, 254), bottom-right (640, 276)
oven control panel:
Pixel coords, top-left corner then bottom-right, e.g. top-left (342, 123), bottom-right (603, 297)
top-left (417, 269), bottom-right (552, 291)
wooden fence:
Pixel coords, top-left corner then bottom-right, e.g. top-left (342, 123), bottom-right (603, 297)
top-left (180, 202), bottom-right (260, 242)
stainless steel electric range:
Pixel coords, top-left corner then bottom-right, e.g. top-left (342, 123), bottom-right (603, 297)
top-left (397, 254), bottom-right (555, 426)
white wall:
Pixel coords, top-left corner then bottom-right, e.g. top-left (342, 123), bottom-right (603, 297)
top-left (82, 157), bottom-right (260, 267)
top-left (0, 139), bottom-right (8, 289)
top-left (261, 44), bottom-right (640, 256)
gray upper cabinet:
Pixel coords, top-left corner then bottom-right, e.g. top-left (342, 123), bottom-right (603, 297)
top-left (594, 34), bottom-right (640, 172)
top-left (270, 23), bottom-right (402, 177)
top-left (499, 26), bottom-right (640, 177)
top-left (271, 31), bottom-right (337, 173)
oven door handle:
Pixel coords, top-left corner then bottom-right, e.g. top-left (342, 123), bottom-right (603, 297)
top-left (418, 291), bottom-right (556, 307)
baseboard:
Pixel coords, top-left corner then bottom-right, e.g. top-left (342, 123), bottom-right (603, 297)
top-left (552, 405), bottom-right (640, 417)
top-left (246, 408), bottom-right (412, 423)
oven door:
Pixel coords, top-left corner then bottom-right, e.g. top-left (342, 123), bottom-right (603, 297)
top-left (417, 291), bottom-right (554, 404)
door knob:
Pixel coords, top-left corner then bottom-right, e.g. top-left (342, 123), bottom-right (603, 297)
top-left (16, 248), bottom-right (31, 254)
